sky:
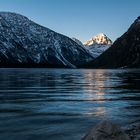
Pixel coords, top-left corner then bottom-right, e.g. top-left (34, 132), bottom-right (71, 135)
top-left (0, 0), bottom-right (140, 42)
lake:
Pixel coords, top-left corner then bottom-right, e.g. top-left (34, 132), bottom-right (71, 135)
top-left (0, 69), bottom-right (140, 140)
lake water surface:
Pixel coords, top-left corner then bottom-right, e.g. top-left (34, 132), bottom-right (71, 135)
top-left (0, 69), bottom-right (140, 140)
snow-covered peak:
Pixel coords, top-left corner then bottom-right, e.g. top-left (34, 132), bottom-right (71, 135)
top-left (84, 33), bottom-right (112, 46)
top-left (83, 33), bottom-right (112, 58)
top-left (0, 12), bottom-right (29, 25)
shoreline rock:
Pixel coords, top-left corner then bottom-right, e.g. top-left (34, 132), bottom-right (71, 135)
top-left (83, 120), bottom-right (131, 140)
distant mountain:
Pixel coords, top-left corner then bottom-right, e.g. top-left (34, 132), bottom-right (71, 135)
top-left (84, 33), bottom-right (112, 58)
top-left (84, 33), bottom-right (112, 46)
top-left (83, 17), bottom-right (140, 68)
top-left (72, 38), bottom-right (84, 47)
top-left (0, 12), bottom-right (93, 68)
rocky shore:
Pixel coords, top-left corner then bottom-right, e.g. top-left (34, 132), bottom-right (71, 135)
top-left (83, 121), bottom-right (140, 140)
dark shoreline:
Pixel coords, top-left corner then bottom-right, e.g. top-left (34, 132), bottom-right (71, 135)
top-left (125, 124), bottom-right (140, 140)
top-left (83, 121), bottom-right (140, 140)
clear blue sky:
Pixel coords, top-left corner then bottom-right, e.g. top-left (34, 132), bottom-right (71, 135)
top-left (0, 0), bottom-right (140, 42)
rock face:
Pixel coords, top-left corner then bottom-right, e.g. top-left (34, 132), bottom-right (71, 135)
top-left (83, 121), bottom-right (130, 140)
top-left (83, 17), bottom-right (140, 68)
top-left (84, 33), bottom-right (112, 58)
top-left (0, 12), bottom-right (93, 68)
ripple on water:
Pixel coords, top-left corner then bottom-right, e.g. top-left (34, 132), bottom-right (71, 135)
top-left (0, 69), bottom-right (140, 140)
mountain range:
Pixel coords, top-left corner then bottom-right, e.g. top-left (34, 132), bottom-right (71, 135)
top-left (83, 16), bottom-right (140, 68)
top-left (0, 12), bottom-right (140, 68)
top-left (0, 12), bottom-right (93, 68)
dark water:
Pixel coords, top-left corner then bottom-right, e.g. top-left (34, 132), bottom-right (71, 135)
top-left (0, 69), bottom-right (140, 140)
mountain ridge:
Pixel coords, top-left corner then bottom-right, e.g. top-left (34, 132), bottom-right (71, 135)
top-left (84, 33), bottom-right (112, 46)
top-left (84, 33), bottom-right (112, 58)
top-left (82, 16), bottom-right (140, 68)
top-left (0, 12), bottom-right (94, 68)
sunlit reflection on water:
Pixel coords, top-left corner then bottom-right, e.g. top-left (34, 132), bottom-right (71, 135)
top-left (0, 69), bottom-right (140, 140)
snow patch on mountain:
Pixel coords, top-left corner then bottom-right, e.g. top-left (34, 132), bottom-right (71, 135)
top-left (0, 12), bottom-right (94, 68)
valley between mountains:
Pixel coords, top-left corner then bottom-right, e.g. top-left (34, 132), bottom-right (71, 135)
top-left (0, 12), bottom-right (140, 68)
